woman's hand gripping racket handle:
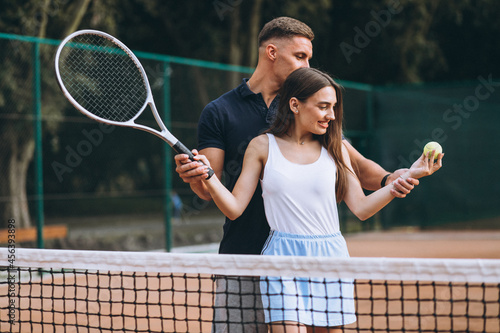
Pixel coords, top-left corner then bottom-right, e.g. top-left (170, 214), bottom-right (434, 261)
top-left (172, 141), bottom-right (214, 179)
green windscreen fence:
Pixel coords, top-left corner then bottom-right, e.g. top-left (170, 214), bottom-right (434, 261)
top-left (0, 32), bottom-right (499, 251)
top-left (369, 81), bottom-right (500, 229)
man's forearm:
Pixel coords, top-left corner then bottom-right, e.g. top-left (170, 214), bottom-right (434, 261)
top-left (355, 158), bottom-right (390, 191)
top-left (343, 139), bottom-right (389, 191)
top-left (344, 140), bottom-right (419, 198)
top-left (383, 169), bottom-right (411, 187)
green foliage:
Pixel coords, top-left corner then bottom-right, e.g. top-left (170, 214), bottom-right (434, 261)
top-left (2, 0), bottom-right (500, 84)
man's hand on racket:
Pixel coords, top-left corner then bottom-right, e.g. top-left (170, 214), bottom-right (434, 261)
top-left (175, 151), bottom-right (211, 183)
top-left (174, 150), bottom-right (216, 201)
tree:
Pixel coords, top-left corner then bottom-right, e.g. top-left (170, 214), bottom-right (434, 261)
top-left (0, 0), bottom-right (57, 228)
top-left (0, 0), bottom-right (118, 227)
top-left (322, 0), bottom-right (500, 84)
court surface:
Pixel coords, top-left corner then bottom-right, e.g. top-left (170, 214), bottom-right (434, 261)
top-left (345, 229), bottom-right (500, 259)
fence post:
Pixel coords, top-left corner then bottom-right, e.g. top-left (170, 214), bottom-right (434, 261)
top-left (163, 62), bottom-right (173, 252)
top-left (32, 41), bottom-right (44, 249)
top-left (366, 87), bottom-right (375, 145)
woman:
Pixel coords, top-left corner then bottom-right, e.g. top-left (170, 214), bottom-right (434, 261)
top-left (194, 68), bottom-right (443, 332)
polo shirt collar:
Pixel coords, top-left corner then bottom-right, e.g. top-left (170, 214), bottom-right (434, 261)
top-left (237, 79), bottom-right (279, 124)
top-left (237, 78), bottom-right (255, 98)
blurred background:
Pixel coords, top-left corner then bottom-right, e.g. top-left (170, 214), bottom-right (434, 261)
top-left (1, 0), bottom-right (499, 252)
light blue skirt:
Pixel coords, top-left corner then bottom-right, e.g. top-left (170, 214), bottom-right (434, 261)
top-left (260, 230), bottom-right (357, 327)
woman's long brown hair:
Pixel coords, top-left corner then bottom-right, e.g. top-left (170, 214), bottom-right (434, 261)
top-left (268, 67), bottom-right (352, 202)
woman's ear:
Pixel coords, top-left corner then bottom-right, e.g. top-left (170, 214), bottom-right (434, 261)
top-left (289, 97), bottom-right (299, 113)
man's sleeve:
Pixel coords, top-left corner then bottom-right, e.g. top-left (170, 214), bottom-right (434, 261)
top-left (197, 102), bottom-right (225, 151)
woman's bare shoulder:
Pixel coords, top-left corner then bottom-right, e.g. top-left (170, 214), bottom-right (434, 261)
top-left (247, 134), bottom-right (269, 160)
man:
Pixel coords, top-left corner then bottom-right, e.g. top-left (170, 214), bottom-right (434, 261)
top-left (175, 17), bottom-right (422, 332)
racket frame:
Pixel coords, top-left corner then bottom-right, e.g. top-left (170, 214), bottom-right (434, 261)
top-left (55, 29), bottom-right (213, 178)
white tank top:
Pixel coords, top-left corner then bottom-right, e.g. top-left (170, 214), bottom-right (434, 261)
top-left (261, 134), bottom-right (340, 235)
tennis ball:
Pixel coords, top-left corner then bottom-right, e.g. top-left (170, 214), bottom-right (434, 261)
top-left (423, 141), bottom-right (443, 160)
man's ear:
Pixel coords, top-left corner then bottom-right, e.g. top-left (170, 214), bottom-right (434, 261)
top-left (265, 43), bottom-right (277, 61)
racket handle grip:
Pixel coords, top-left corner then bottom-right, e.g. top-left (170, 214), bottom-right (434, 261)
top-left (173, 141), bottom-right (214, 180)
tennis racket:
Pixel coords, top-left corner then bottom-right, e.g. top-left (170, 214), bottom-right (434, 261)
top-left (55, 29), bottom-right (214, 179)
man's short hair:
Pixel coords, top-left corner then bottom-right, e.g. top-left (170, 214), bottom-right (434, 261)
top-left (258, 17), bottom-right (314, 46)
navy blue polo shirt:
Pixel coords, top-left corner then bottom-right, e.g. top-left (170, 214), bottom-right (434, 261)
top-left (198, 79), bottom-right (278, 254)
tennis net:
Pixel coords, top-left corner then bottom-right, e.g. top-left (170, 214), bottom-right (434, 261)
top-left (1, 248), bottom-right (499, 332)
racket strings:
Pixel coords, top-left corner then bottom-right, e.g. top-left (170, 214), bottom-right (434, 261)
top-left (58, 34), bottom-right (147, 122)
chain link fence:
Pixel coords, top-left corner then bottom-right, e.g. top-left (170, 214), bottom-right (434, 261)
top-left (1, 33), bottom-right (499, 251)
